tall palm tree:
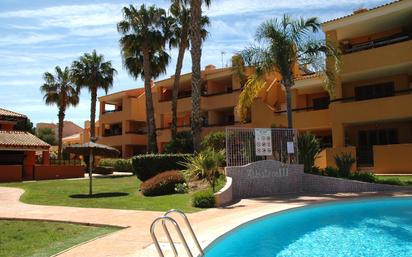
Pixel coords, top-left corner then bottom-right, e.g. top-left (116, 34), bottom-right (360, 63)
top-left (40, 66), bottom-right (79, 159)
top-left (172, 0), bottom-right (212, 152)
top-left (71, 50), bottom-right (117, 142)
top-left (168, 2), bottom-right (209, 139)
top-left (240, 15), bottom-right (340, 128)
top-left (118, 5), bottom-right (171, 153)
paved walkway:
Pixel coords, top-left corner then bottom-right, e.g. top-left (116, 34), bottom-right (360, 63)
top-left (1, 186), bottom-right (411, 257)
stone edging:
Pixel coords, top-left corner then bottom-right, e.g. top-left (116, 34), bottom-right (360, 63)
top-left (214, 177), bottom-right (232, 207)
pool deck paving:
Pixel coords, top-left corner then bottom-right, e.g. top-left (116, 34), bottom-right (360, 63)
top-left (1, 186), bottom-right (412, 257)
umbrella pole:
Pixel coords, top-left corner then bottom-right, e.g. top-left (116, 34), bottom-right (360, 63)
top-left (89, 150), bottom-right (93, 195)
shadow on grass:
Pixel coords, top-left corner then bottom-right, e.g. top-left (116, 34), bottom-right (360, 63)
top-left (70, 192), bottom-right (129, 199)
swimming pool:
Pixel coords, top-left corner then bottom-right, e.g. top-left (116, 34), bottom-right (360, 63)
top-left (204, 197), bottom-right (412, 257)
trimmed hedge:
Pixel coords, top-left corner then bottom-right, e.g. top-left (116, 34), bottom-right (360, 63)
top-left (140, 170), bottom-right (185, 196)
top-left (192, 190), bottom-right (215, 208)
top-left (94, 166), bottom-right (114, 175)
top-left (99, 158), bottom-right (133, 173)
top-left (132, 154), bottom-right (192, 181)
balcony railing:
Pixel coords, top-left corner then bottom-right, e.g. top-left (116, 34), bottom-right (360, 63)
top-left (342, 32), bottom-right (411, 54)
top-left (330, 88), bottom-right (412, 104)
top-left (102, 108), bottom-right (122, 114)
top-left (102, 131), bottom-right (122, 137)
top-left (274, 104), bottom-right (329, 114)
top-left (125, 130), bottom-right (147, 135)
top-left (158, 88), bottom-right (240, 102)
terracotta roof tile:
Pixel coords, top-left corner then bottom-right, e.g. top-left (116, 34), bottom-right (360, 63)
top-left (0, 131), bottom-right (50, 150)
top-left (295, 73), bottom-right (323, 81)
top-left (0, 108), bottom-right (26, 118)
top-left (322, 0), bottom-right (402, 24)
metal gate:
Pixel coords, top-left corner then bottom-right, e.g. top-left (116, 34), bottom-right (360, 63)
top-left (225, 127), bottom-right (299, 167)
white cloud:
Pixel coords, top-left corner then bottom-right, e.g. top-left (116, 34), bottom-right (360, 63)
top-left (0, 33), bottom-right (65, 46)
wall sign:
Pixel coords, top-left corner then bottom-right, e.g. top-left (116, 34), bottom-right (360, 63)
top-left (254, 128), bottom-right (272, 156)
top-left (287, 141), bottom-right (295, 154)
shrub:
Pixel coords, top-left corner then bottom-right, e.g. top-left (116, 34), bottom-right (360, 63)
top-left (298, 132), bottom-right (321, 173)
top-left (132, 154), bottom-right (192, 181)
top-left (164, 131), bottom-right (193, 153)
top-left (192, 190), bottom-right (215, 208)
top-left (310, 166), bottom-right (322, 175)
top-left (201, 131), bottom-right (226, 151)
top-left (349, 172), bottom-right (378, 183)
top-left (377, 178), bottom-right (405, 186)
top-left (335, 152), bottom-right (356, 178)
top-left (94, 166), bottom-right (114, 175)
top-left (140, 170), bottom-right (185, 196)
top-left (181, 149), bottom-right (225, 192)
top-left (324, 166), bottom-right (339, 177)
top-left (99, 158), bottom-right (133, 173)
top-left (174, 183), bottom-right (188, 194)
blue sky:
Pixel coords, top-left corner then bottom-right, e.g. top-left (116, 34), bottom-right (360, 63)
top-left (0, 0), bottom-right (391, 127)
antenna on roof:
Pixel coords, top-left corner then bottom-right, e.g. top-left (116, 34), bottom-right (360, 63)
top-left (221, 51), bottom-right (226, 68)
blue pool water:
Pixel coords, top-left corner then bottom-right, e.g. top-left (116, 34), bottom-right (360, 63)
top-left (204, 198), bottom-right (412, 257)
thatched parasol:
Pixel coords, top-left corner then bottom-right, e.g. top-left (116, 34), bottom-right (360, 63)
top-left (64, 142), bottom-right (120, 195)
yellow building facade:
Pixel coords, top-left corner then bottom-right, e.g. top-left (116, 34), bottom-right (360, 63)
top-left (82, 1), bottom-right (411, 173)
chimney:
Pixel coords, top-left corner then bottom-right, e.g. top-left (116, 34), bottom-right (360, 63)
top-left (353, 8), bottom-right (368, 14)
top-left (205, 64), bottom-right (216, 71)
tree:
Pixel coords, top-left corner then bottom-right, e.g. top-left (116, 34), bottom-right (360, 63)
top-left (240, 15), bottom-right (340, 127)
top-left (71, 50), bottom-right (117, 142)
top-left (40, 66), bottom-right (79, 158)
top-left (168, 2), bottom-right (209, 139)
top-left (118, 4), bottom-right (171, 153)
top-left (14, 118), bottom-right (35, 134)
top-left (172, 0), bottom-right (212, 152)
top-left (36, 127), bottom-right (57, 146)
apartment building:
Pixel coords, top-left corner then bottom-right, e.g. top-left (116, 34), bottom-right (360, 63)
top-left (250, 0), bottom-right (412, 173)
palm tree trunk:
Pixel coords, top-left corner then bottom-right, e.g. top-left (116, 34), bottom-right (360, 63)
top-left (285, 79), bottom-right (293, 128)
top-left (171, 29), bottom-right (189, 139)
top-left (90, 88), bottom-right (97, 141)
top-left (57, 107), bottom-right (65, 159)
top-left (143, 48), bottom-right (158, 153)
top-left (190, 0), bottom-right (203, 153)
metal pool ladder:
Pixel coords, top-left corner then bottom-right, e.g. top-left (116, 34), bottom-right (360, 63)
top-left (150, 209), bottom-right (204, 257)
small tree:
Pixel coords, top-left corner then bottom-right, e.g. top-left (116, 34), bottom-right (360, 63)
top-left (201, 131), bottom-right (225, 151)
top-left (37, 127), bottom-right (57, 145)
top-left (14, 118), bottom-right (35, 134)
top-left (335, 152), bottom-right (355, 177)
top-left (182, 148), bottom-right (224, 192)
top-left (298, 132), bottom-right (321, 173)
top-left (164, 131), bottom-right (193, 153)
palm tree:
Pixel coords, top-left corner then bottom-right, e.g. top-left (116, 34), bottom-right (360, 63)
top-left (71, 50), bottom-right (117, 141)
top-left (168, 2), bottom-right (209, 139)
top-left (172, 0), bottom-right (212, 152)
top-left (118, 4), bottom-right (171, 153)
top-left (40, 66), bottom-right (79, 159)
top-left (240, 15), bottom-right (340, 128)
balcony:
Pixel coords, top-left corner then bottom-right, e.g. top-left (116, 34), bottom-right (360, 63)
top-left (330, 90), bottom-right (412, 125)
top-left (273, 106), bottom-right (331, 130)
top-left (341, 32), bottom-right (411, 54)
top-left (341, 39), bottom-right (412, 75)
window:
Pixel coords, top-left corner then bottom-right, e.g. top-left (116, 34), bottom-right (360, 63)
top-left (354, 82), bottom-right (394, 101)
top-left (312, 97), bottom-right (330, 110)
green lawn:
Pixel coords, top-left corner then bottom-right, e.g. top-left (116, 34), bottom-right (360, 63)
top-left (2, 176), bottom-right (201, 212)
top-left (0, 220), bottom-right (119, 257)
top-left (377, 175), bottom-right (412, 186)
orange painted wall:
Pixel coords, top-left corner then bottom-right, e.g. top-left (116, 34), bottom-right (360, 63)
top-left (373, 144), bottom-right (412, 174)
top-left (23, 151), bottom-right (35, 180)
top-left (0, 165), bottom-right (22, 182)
top-left (315, 146), bottom-right (357, 172)
top-left (34, 165), bottom-right (85, 180)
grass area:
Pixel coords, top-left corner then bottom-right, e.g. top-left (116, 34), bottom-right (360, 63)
top-left (0, 220), bottom-right (118, 257)
top-left (2, 176), bottom-right (205, 212)
top-left (377, 175), bottom-right (412, 186)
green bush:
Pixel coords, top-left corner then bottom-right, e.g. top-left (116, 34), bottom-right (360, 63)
top-left (181, 149), bottom-right (225, 192)
top-left (164, 131), bottom-right (193, 153)
top-left (192, 190), bottom-right (215, 208)
top-left (324, 166), bottom-right (339, 177)
top-left (377, 178), bottom-right (404, 186)
top-left (310, 166), bottom-right (322, 175)
top-left (335, 152), bottom-right (356, 178)
top-left (349, 172), bottom-right (378, 183)
top-left (99, 158), bottom-right (133, 173)
top-left (201, 131), bottom-right (226, 151)
top-left (132, 154), bottom-right (193, 181)
top-left (298, 132), bottom-right (321, 173)
top-left (140, 170), bottom-right (185, 196)
top-left (174, 183), bottom-right (189, 194)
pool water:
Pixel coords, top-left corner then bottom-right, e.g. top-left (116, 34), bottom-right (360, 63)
top-left (204, 197), bottom-right (412, 257)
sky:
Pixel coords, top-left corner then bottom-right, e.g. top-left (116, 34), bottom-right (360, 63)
top-left (0, 0), bottom-right (391, 127)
